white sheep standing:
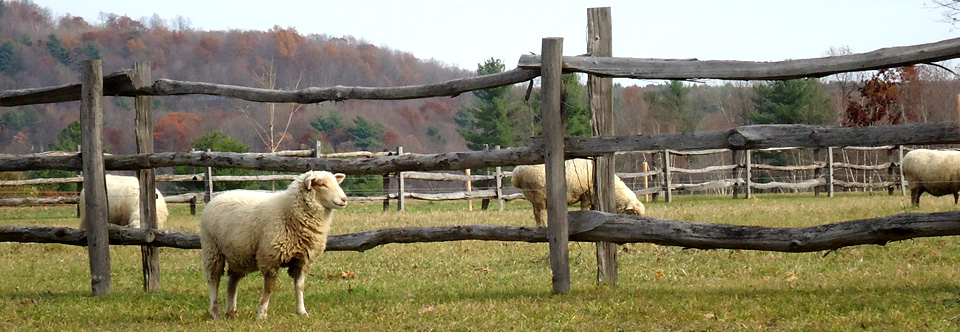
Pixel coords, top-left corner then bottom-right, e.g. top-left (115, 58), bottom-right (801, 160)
top-left (901, 149), bottom-right (960, 206)
top-left (512, 158), bottom-right (645, 227)
top-left (79, 174), bottom-right (168, 229)
top-left (201, 170), bottom-right (348, 320)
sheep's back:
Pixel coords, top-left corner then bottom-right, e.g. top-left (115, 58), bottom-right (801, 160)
top-left (902, 149), bottom-right (960, 196)
top-left (201, 190), bottom-right (284, 269)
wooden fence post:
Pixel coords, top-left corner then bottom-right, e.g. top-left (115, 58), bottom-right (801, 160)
top-left (465, 168), bottom-right (473, 211)
top-left (887, 147), bottom-right (896, 195)
top-left (81, 59), bottom-right (111, 296)
top-left (732, 149), bottom-right (740, 199)
top-left (897, 145), bottom-right (906, 196)
top-left (663, 149), bottom-right (673, 202)
top-left (76, 145), bottom-right (82, 217)
top-left (495, 145), bottom-right (504, 211)
top-left (204, 149), bottom-right (213, 203)
top-left (134, 61), bottom-right (161, 292)
top-left (381, 148), bottom-right (391, 212)
top-left (813, 148), bottom-right (822, 197)
top-left (745, 150), bottom-right (752, 199)
top-left (542, 37), bottom-right (570, 294)
top-left (481, 144), bottom-right (491, 210)
top-left (397, 146), bottom-right (405, 212)
top-left (642, 161), bottom-right (650, 202)
top-left (587, 6), bottom-right (618, 286)
top-left (827, 147), bottom-right (835, 197)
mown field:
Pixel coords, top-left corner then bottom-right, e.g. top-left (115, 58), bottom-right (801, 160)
top-left (2, 192), bottom-right (960, 331)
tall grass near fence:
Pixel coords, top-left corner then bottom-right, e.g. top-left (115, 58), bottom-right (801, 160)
top-left (1, 194), bottom-right (960, 330)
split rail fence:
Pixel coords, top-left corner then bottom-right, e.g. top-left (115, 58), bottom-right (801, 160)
top-left (4, 7), bottom-right (960, 295)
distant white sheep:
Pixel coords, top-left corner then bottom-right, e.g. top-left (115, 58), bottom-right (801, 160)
top-left (201, 171), bottom-right (348, 320)
top-left (79, 174), bottom-right (168, 229)
top-left (512, 158), bottom-right (645, 227)
top-left (901, 149), bottom-right (960, 206)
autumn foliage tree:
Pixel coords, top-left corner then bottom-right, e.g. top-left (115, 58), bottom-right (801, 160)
top-left (153, 112), bottom-right (202, 152)
top-left (842, 68), bottom-right (916, 127)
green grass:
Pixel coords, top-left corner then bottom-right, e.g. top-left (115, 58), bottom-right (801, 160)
top-left (2, 193), bottom-right (960, 331)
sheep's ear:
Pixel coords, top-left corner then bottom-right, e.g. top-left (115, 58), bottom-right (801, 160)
top-left (335, 173), bottom-right (346, 184)
top-left (303, 173), bottom-right (316, 191)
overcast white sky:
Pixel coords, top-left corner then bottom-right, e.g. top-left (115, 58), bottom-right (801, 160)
top-left (30, 0), bottom-right (960, 72)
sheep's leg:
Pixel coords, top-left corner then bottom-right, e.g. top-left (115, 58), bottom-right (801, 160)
top-left (288, 264), bottom-right (310, 316)
top-left (910, 187), bottom-right (923, 207)
top-left (256, 270), bottom-right (278, 320)
top-left (203, 252), bottom-right (225, 320)
top-left (954, 192), bottom-right (958, 205)
top-left (225, 271), bottom-right (244, 318)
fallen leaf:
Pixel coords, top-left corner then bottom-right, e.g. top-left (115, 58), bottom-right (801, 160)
top-left (655, 271), bottom-right (664, 280)
top-left (418, 306), bottom-right (435, 314)
top-left (340, 271), bottom-right (357, 280)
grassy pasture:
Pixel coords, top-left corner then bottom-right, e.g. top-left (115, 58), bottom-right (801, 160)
top-left (1, 193), bottom-right (960, 331)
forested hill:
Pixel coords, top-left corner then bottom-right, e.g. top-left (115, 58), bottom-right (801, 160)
top-left (0, 0), bottom-right (475, 155)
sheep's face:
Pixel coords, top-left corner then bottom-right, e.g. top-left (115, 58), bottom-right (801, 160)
top-left (303, 171), bottom-right (348, 209)
top-left (619, 201), bottom-right (645, 215)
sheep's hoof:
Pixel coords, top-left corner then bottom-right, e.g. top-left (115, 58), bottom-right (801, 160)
top-left (225, 310), bottom-right (238, 319)
top-left (297, 311), bottom-right (310, 317)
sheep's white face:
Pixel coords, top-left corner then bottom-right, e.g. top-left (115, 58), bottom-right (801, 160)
top-left (303, 171), bottom-right (348, 209)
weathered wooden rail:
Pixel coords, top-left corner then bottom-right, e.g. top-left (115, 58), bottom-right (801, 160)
top-left (3, 210), bottom-right (959, 254)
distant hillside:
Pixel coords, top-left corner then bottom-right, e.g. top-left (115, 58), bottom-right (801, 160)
top-left (0, 0), bottom-right (474, 155)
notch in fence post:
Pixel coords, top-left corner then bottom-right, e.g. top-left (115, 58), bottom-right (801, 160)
top-left (80, 59), bottom-right (111, 296)
top-left (542, 36), bottom-right (570, 294)
top-left (397, 146), bottom-right (405, 212)
top-left (134, 61), bottom-right (160, 292)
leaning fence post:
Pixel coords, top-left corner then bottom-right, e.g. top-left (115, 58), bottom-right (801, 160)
top-left (134, 61), bottom-right (161, 292)
top-left (397, 146), bottom-right (405, 212)
top-left (80, 59), bottom-right (111, 296)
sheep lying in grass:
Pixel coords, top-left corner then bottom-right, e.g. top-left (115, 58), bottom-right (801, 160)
top-left (901, 149), bottom-right (960, 207)
top-left (79, 174), bottom-right (168, 229)
top-left (512, 158), bottom-right (645, 227)
top-left (201, 171), bottom-right (348, 320)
